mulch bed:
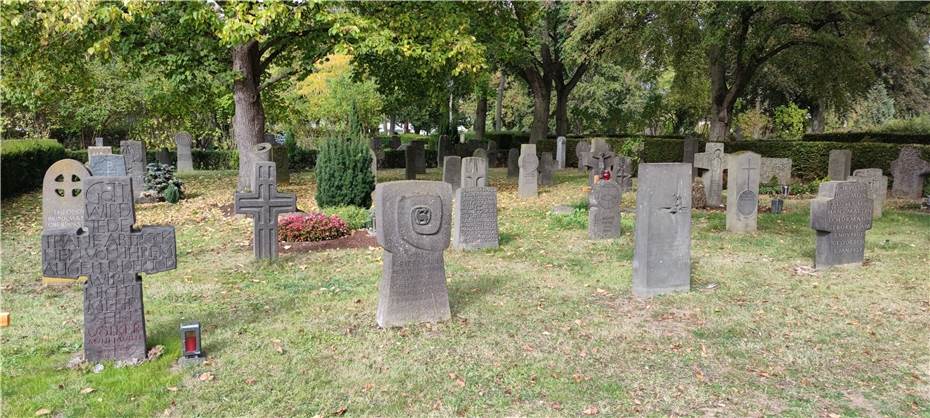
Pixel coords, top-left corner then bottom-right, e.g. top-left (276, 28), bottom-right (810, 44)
top-left (279, 230), bottom-right (379, 253)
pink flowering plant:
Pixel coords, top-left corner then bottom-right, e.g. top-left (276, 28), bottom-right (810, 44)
top-left (278, 213), bottom-right (350, 242)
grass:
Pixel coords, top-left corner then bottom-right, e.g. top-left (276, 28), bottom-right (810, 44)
top-left (2, 167), bottom-right (929, 416)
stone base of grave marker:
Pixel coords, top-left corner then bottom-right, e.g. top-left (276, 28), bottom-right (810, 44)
top-left (588, 180), bottom-right (622, 240)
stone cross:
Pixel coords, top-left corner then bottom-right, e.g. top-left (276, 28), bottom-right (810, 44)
top-left (726, 151), bottom-right (761, 232)
top-left (507, 148), bottom-right (519, 178)
top-left (575, 140), bottom-right (590, 172)
top-left (538, 152), bottom-right (555, 186)
top-left (119, 140), bottom-right (147, 200)
top-left (89, 155), bottom-right (127, 176)
top-left (588, 178), bottom-right (622, 240)
top-left (375, 181), bottom-right (453, 327)
top-left (174, 132), bottom-right (194, 173)
top-left (810, 181), bottom-right (873, 269)
top-left (234, 162), bottom-right (297, 260)
top-left (760, 158), bottom-right (792, 186)
top-left (849, 168), bottom-right (887, 218)
top-left (42, 176), bottom-right (177, 362)
top-left (518, 144), bottom-right (539, 198)
top-left (682, 137), bottom-right (698, 177)
top-left (442, 156), bottom-right (462, 192)
top-left (890, 146), bottom-right (930, 199)
top-left (556, 136), bottom-right (567, 169)
top-left (461, 157), bottom-right (487, 188)
top-left (828, 149), bottom-right (852, 181)
top-left (42, 159), bottom-right (91, 230)
top-left (693, 142), bottom-right (725, 207)
top-left (632, 163), bottom-right (691, 297)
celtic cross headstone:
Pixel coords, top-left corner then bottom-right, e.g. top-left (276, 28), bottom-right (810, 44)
top-left (234, 162), bottom-right (297, 260)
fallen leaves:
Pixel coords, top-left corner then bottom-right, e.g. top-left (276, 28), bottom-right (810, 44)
top-left (34, 408), bottom-right (51, 416)
top-left (333, 405), bottom-right (348, 416)
top-left (448, 372), bottom-right (465, 388)
top-left (582, 405), bottom-right (600, 415)
top-left (272, 339), bottom-right (285, 354)
top-left (80, 387), bottom-right (95, 394)
top-left (198, 372), bottom-right (214, 382)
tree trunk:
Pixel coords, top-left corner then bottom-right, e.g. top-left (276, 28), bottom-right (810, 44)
top-left (708, 48), bottom-right (731, 142)
top-left (494, 72), bottom-right (505, 132)
top-left (475, 94), bottom-right (487, 141)
top-left (389, 116), bottom-right (396, 134)
top-left (555, 87), bottom-right (569, 137)
top-left (526, 69), bottom-right (551, 144)
top-left (232, 40), bottom-right (265, 191)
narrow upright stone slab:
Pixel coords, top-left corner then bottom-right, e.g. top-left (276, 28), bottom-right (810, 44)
top-left (272, 143), bottom-right (290, 184)
top-left (405, 146), bottom-right (417, 180)
top-left (828, 149), bottom-right (852, 181)
top-left (370, 149), bottom-right (378, 181)
top-left (518, 144), bottom-right (539, 198)
top-left (760, 158), bottom-right (792, 185)
top-left (453, 186), bottom-right (499, 250)
top-left (850, 168), bottom-right (887, 218)
top-left (438, 135), bottom-right (452, 167)
top-left (42, 159), bottom-right (91, 230)
top-left (87, 146), bottom-right (112, 160)
top-left (682, 137), bottom-right (698, 177)
top-left (42, 176), bottom-right (177, 362)
top-left (539, 152), bottom-right (555, 186)
top-left (461, 157), bottom-right (487, 188)
top-left (89, 154), bottom-right (127, 176)
top-left (507, 148), bottom-right (519, 178)
top-left (890, 146), bottom-right (930, 199)
top-left (375, 181), bottom-right (452, 327)
top-left (411, 140), bottom-right (426, 174)
top-left (174, 132), bottom-right (194, 172)
top-left (370, 137), bottom-right (384, 160)
top-left (726, 152), bottom-right (761, 232)
top-left (119, 140), bottom-right (147, 200)
top-left (575, 140), bottom-right (589, 171)
top-left (694, 142), bottom-right (725, 207)
top-left (810, 181), bottom-right (873, 269)
top-left (234, 162), bottom-right (297, 260)
top-left (556, 136), bottom-right (567, 169)
top-left (588, 179), bottom-right (622, 240)
top-left (632, 163), bottom-right (691, 297)
top-left (442, 156), bottom-right (462, 191)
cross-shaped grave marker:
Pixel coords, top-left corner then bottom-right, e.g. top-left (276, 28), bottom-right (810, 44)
top-left (693, 143), bottom-right (725, 207)
top-left (235, 161), bottom-right (296, 260)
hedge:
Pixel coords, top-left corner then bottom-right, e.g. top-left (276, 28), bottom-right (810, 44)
top-left (802, 132), bottom-right (930, 145)
top-left (1, 139), bottom-right (67, 198)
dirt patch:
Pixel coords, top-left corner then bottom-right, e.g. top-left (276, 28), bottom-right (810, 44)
top-left (279, 230), bottom-right (379, 253)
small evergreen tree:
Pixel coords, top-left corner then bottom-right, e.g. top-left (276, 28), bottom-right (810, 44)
top-left (315, 135), bottom-right (375, 208)
top-left (348, 100), bottom-right (362, 137)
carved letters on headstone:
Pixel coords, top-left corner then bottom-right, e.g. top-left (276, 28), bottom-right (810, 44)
top-left (42, 160), bottom-right (91, 230)
top-left (174, 132), bottom-right (194, 172)
top-left (119, 140), bottom-right (147, 200)
top-left (588, 179), bottom-right (622, 240)
top-left (89, 154), bottom-right (127, 177)
top-left (234, 162), bottom-right (297, 260)
top-left (849, 168), bottom-right (887, 218)
top-left (518, 144), bottom-right (539, 198)
top-left (890, 146), bottom-right (930, 199)
top-left (442, 156), bottom-right (462, 192)
top-left (693, 143), bottom-right (725, 207)
top-left (828, 149), bottom-right (852, 181)
top-left (453, 186), bottom-right (499, 250)
top-left (632, 163), bottom-right (691, 297)
top-left (810, 181), bottom-right (872, 269)
top-left (726, 151), bottom-right (761, 233)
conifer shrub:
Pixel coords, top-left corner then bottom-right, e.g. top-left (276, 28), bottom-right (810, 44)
top-left (315, 136), bottom-right (375, 208)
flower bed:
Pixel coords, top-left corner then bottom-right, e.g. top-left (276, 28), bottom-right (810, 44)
top-left (278, 213), bottom-right (350, 242)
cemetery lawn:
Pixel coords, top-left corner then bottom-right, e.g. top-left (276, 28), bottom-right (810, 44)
top-left (2, 168), bottom-right (929, 417)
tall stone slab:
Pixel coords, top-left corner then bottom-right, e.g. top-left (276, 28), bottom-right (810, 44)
top-left (272, 143), bottom-right (290, 184)
top-left (518, 144), bottom-right (539, 198)
top-left (575, 140), bottom-right (590, 172)
top-left (442, 156), bottom-right (462, 191)
top-left (850, 168), bottom-right (887, 218)
top-left (507, 148), bottom-right (519, 178)
top-left (694, 142), bottom-right (725, 207)
top-left (760, 158), bottom-right (792, 185)
top-left (632, 163), bottom-right (691, 297)
top-left (174, 132), bottom-right (194, 172)
top-left (453, 186), bottom-right (499, 250)
top-left (119, 140), bottom-right (147, 200)
top-left (726, 152), bottom-right (761, 232)
top-left (411, 140), bottom-right (426, 174)
top-left (682, 137), bottom-right (698, 177)
top-left (405, 146), bottom-right (417, 180)
top-left (810, 181), bottom-right (873, 269)
top-left (588, 179), bottom-right (622, 240)
top-left (375, 181), bottom-right (452, 327)
top-left (556, 136), bottom-right (567, 169)
top-left (89, 154), bottom-right (127, 176)
top-left (42, 160), bottom-right (91, 230)
top-left (234, 162), bottom-right (297, 260)
top-left (438, 135), bottom-right (452, 167)
top-left (42, 176), bottom-right (177, 362)
top-left (461, 157), bottom-right (487, 188)
top-left (828, 149), bottom-right (852, 181)
top-left (890, 146), bottom-right (930, 199)
top-left (370, 149), bottom-right (379, 181)
top-left (539, 152), bottom-right (555, 186)
top-left (87, 146), bottom-right (112, 160)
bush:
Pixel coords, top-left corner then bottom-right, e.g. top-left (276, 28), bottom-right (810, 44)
top-left (801, 132), bottom-right (930, 145)
top-left (144, 163), bottom-right (184, 200)
top-left (164, 184), bottom-right (181, 204)
top-left (315, 136), bottom-right (375, 208)
top-left (278, 213), bottom-right (350, 242)
top-left (1, 139), bottom-right (67, 198)
top-left (879, 114), bottom-right (930, 135)
top-left (772, 103), bottom-right (808, 140)
top-left (321, 205), bottom-right (370, 230)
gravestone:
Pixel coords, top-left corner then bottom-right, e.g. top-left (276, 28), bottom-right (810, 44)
top-left (87, 146), bottom-right (112, 160)
top-left (507, 148), bottom-right (519, 178)
top-left (375, 181), bottom-right (452, 327)
top-left (539, 152), bottom-right (555, 186)
top-left (615, 156), bottom-right (633, 192)
top-left (234, 162), bottom-right (297, 260)
top-left (88, 154), bottom-right (127, 176)
top-left (370, 137), bottom-right (384, 159)
top-left (487, 140), bottom-right (497, 152)
top-left (694, 142), bottom-right (725, 207)
top-left (556, 136), bottom-right (567, 169)
top-left (588, 178), bottom-right (622, 240)
top-left (94, 137), bottom-right (104, 146)
top-left (272, 143), bottom-right (290, 184)
top-left (726, 151), bottom-right (761, 232)
top-left (442, 156), bottom-right (462, 192)
top-left (411, 140), bottom-right (426, 174)
top-left (682, 136), bottom-right (698, 177)
top-left (244, 143), bottom-right (273, 191)
top-left (575, 140), bottom-right (590, 172)
top-left (810, 181), bottom-right (873, 269)
top-left (850, 168), bottom-right (887, 218)
top-left (42, 176), bottom-right (177, 362)
top-left (586, 139), bottom-right (616, 187)
top-left (387, 135), bottom-right (401, 150)
top-left (119, 140), bottom-right (147, 201)
top-left (405, 146), bottom-right (417, 180)
top-left (473, 148), bottom-right (488, 160)
top-left (460, 156), bottom-right (487, 188)
top-left (828, 149), bottom-right (852, 181)
top-left (438, 135), bottom-right (452, 167)
top-left (890, 146), bottom-right (930, 199)
top-left (42, 159), bottom-right (91, 230)
top-left (518, 144), bottom-right (539, 198)
top-left (156, 148), bottom-right (172, 165)
top-left (760, 158), bottom-right (792, 185)
top-left (453, 187), bottom-right (499, 250)
top-left (632, 163), bottom-right (691, 297)
top-left (174, 132), bottom-right (194, 172)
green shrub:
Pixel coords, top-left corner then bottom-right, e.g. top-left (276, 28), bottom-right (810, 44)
top-left (1, 139), bottom-right (67, 198)
top-left (548, 208), bottom-right (588, 231)
top-left (802, 132), bottom-right (930, 145)
top-left (144, 163), bottom-right (184, 201)
top-left (772, 103), bottom-right (808, 140)
top-left (163, 184), bottom-right (181, 204)
top-left (879, 114), bottom-right (930, 135)
top-left (321, 205), bottom-right (370, 230)
top-left (315, 136), bottom-right (375, 208)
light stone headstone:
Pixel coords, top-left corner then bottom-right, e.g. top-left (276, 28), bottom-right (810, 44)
top-left (453, 180), bottom-right (499, 250)
top-left (370, 148), bottom-right (378, 181)
top-left (588, 179), bottom-right (622, 240)
top-left (828, 149), bottom-right (852, 181)
top-left (472, 148), bottom-right (488, 160)
top-left (632, 163), bottom-right (691, 297)
top-left (375, 181), bottom-right (452, 327)
top-left (556, 136), bottom-right (567, 169)
top-left (119, 140), bottom-right (147, 200)
top-left (234, 162), bottom-right (297, 260)
top-left (539, 152), bottom-right (555, 186)
top-left (810, 181), bottom-right (872, 269)
top-left (405, 146), bottom-right (417, 180)
top-left (87, 146), bottom-right (112, 160)
top-left (760, 157), bottom-right (792, 185)
top-left (42, 159), bottom-right (91, 230)
top-left (682, 137), bottom-right (698, 177)
top-left (726, 151), bottom-right (761, 232)
top-left (694, 142), bottom-right (725, 207)
top-left (890, 146), bottom-right (930, 199)
top-left (42, 176), bottom-right (177, 362)
top-left (89, 154), bottom-right (127, 176)
top-left (518, 144), bottom-right (539, 198)
top-left (575, 140), bottom-right (590, 172)
top-left (174, 132), bottom-right (194, 172)
top-left (850, 168), bottom-right (887, 218)
top-left (461, 157), bottom-right (487, 188)
top-left (507, 148), bottom-right (519, 178)
top-left (244, 143), bottom-right (273, 191)
top-left (442, 156), bottom-right (462, 191)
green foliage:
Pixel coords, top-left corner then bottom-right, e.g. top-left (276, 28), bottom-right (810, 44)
top-left (879, 114), bottom-right (930, 135)
top-left (772, 103), bottom-right (808, 140)
top-left (618, 136), bottom-right (645, 163)
top-left (321, 206), bottom-right (370, 231)
top-left (163, 184), bottom-right (180, 204)
top-left (733, 107), bottom-right (771, 139)
top-left (144, 163), bottom-right (184, 201)
top-left (848, 83), bottom-right (897, 129)
top-left (0, 139), bottom-right (66, 198)
top-left (315, 137), bottom-right (375, 209)
top-left (548, 208), bottom-right (588, 231)
top-left (802, 132), bottom-right (930, 145)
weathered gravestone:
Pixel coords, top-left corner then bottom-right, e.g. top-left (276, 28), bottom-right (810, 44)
top-left (585, 139), bottom-right (616, 186)
top-left (507, 148), bottom-right (519, 178)
top-left (461, 156), bottom-right (487, 188)
top-left (405, 146), bottom-right (417, 180)
top-left (95, 137), bottom-right (104, 146)
top-left (438, 135), bottom-right (452, 167)
top-left (174, 132), bottom-right (194, 173)
top-left (272, 143), bottom-right (290, 184)
top-left (87, 146), bottom-right (112, 160)
top-left (234, 162), bottom-right (297, 260)
top-left (119, 140), bottom-right (147, 201)
top-left (411, 140), bottom-right (426, 174)
top-left (682, 136), bottom-right (698, 177)
top-left (810, 181), bottom-right (873, 269)
top-left (588, 178), bottom-right (622, 240)
top-left (850, 168), bottom-right (887, 218)
top-left (726, 151), bottom-right (761, 232)
top-left (241, 143), bottom-right (273, 191)
top-left (890, 146), bottom-right (930, 199)
top-left (760, 158), bottom-right (792, 186)
top-left (828, 149), bottom-right (852, 181)
top-left (694, 142), bottom-right (725, 207)
top-left (518, 144), bottom-right (539, 198)
top-left (454, 158), bottom-right (499, 250)
top-left (632, 163), bottom-right (691, 297)
top-left (375, 181), bottom-right (453, 327)
top-left (615, 155), bottom-right (633, 192)
top-left (556, 136), bottom-right (567, 169)
top-left (370, 137), bottom-right (384, 159)
top-left (88, 154), bottom-right (127, 176)
top-left (473, 148), bottom-right (488, 160)
top-left (156, 148), bottom-right (172, 166)
top-left (42, 176), bottom-right (177, 362)
top-left (442, 156), bottom-right (462, 191)
top-left (42, 159), bottom-right (91, 230)
top-left (575, 140), bottom-right (590, 172)
top-left (539, 152), bottom-right (555, 186)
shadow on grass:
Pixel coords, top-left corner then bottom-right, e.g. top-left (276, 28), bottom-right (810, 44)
top-left (499, 232), bottom-right (518, 246)
top-left (447, 273), bottom-right (506, 314)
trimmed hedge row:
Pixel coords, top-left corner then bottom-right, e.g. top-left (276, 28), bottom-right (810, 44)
top-left (2, 139), bottom-right (67, 198)
top-left (802, 132), bottom-right (930, 145)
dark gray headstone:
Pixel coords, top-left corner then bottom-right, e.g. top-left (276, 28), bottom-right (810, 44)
top-left (174, 132), bottom-right (194, 172)
top-left (473, 148), bottom-right (488, 160)
top-left (694, 142), bottom-right (725, 207)
top-left (760, 158), bottom-right (792, 185)
top-left (156, 148), bottom-right (172, 165)
top-left (575, 140), bottom-right (590, 171)
top-left (588, 179), bottom-right (622, 240)
top-left (726, 151), bottom-right (761, 233)
top-left (405, 146), bottom-right (416, 180)
top-left (632, 163), bottom-right (691, 297)
top-left (585, 139), bottom-right (616, 187)
top-left (890, 146), bottom-right (930, 199)
top-left (89, 154), bottom-right (127, 176)
top-left (539, 152), bottom-right (555, 186)
top-left (518, 144), bottom-right (538, 198)
top-left (375, 181), bottom-right (452, 327)
top-left (438, 135), bottom-right (452, 167)
top-left (507, 148), bottom-right (519, 178)
top-left (828, 149), bottom-right (852, 181)
top-left (42, 176), bottom-right (177, 362)
top-left (234, 162), bottom-right (297, 260)
top-left (119, 140), bottom-right (147, 200)
top-left (411, 140), bottom-right (426, 174)
top-left (442, 156), bottom-right (462, 191)
top-left (556, 136), bottom-right (567, 169)
top-left (850, 168), bottom-right (887, 218)
top-left (810, 181), bottom-right (872, 269)
top-left (272, 144), bottom-right (290, 184)
top-left (42, 159), bottom-right (91, 230)
top-left (461, 157), bottom-right (487, 188)
top-left (683, 137), bottom-right (698, 177)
